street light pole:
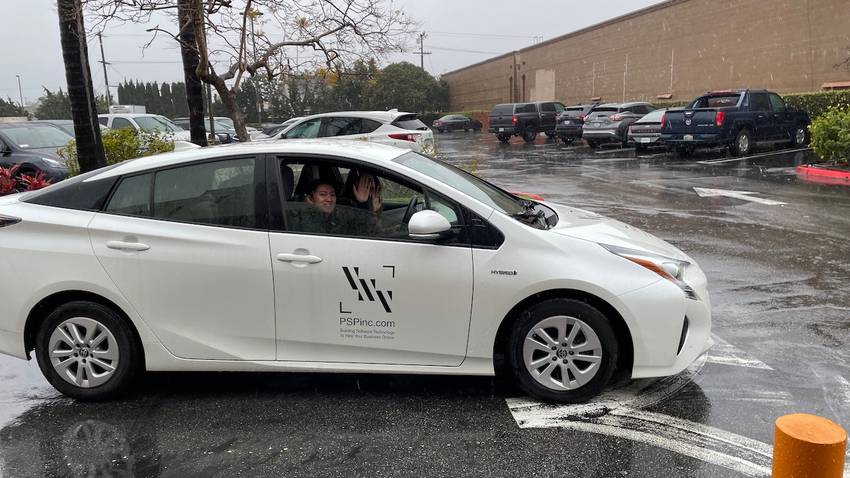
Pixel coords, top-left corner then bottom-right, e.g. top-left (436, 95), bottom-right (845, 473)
top-left (15, 75), bottom-right (23, 109)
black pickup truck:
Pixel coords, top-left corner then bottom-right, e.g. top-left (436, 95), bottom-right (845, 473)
top-left (660, 89), bottom-right (810, 157)
top-left (488, 101), bottom-right (565, 143)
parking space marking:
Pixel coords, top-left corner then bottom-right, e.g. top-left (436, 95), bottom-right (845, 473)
top-left (705, 336), bottom-right (772, 370)
top-left (696, 148), bottom-right (812, 165)
top-left (693, 187), bottom-right (787, 205)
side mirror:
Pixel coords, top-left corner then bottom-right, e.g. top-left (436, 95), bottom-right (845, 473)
top-left (408, 210), bottom-right (451, 240)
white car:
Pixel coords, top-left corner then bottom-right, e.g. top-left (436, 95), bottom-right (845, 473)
top-left (98, 114), bottom-right (192, 142)
top-left (0, 140), bottom-right (711, 402)
top-left (268, 110), bottom-right (435, 153)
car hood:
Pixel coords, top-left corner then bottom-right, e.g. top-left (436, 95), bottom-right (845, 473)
top-left (544, 202), bottom-right (690, 261)
top-left (172, 131), bottom-right (192, 141)
top-left (24, 147), bottom-right (63, 159)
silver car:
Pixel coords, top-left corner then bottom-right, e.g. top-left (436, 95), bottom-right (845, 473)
top-left (582, 102), bottom-right (657, 148)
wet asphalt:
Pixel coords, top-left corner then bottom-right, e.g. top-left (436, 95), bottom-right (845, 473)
top-left (1, 132), bottom-right (849, 477)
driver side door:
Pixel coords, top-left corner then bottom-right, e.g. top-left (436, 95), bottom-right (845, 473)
top-left (268, 155), bottom-right (474, 366)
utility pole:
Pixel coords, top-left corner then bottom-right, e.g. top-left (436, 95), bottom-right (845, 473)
top-left (418, 32), bottom-right (432, 71)
top-left (15, 75), bottom-right (23, 108)
top-left (97, 32), bottom-right (112, 107)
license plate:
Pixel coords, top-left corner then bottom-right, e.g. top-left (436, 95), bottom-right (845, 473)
top-left (563, 120), bottom-right (571, 124)
top-left (499, 128), bottom-right (505, 132)
top-left (591, 122), bottom-right (601, 127)
top-left (639, 137), bottom-right (651, 143)
top-left (684, 134), bottom-right (694, 141)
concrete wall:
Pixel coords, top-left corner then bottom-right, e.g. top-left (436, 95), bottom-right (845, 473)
top-left (444, 0), bottom-right (850, 111)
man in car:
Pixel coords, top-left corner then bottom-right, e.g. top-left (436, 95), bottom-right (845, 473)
top-left (300, 179), bottom-right (377, 235)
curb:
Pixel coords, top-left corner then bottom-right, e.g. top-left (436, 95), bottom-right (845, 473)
top-left (796, 164), bottom-right (850, 186)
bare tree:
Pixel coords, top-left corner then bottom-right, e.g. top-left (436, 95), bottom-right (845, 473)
top-left (58, 0), bottom-right (107, 172)
top-left (178, 0), bottom-right (207, 145)
top-left (85, 0), bottom-right (414, 141)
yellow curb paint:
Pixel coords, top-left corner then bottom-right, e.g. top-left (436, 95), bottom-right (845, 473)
top-left (772, 413), bottom-right (847, 478)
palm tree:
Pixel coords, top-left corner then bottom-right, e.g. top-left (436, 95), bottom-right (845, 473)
top-left (57, 0), bottom-right (106, 173)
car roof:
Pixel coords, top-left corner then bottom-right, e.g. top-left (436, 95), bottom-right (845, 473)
top-left (98, 114), bottom-right (168, 118)
top-left (86, 140), bottom-right (410, 181)
top-left (294, 110), bottom-right (416, 123)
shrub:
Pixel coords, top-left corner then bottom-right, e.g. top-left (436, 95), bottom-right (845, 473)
top-left (809, 107), bottom-right (850, 165)
top-left (0, 165), bottom-right (54, 197)
top-left (58, 128), bottom-right (175, 176)
top-left (784, 90), bottom-right (850, 120)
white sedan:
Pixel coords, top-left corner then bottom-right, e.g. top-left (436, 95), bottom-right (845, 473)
top-left (0, 141), bottom-right (712, 402)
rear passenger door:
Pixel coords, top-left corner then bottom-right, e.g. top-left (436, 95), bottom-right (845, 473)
top-left (89, 155), bottom-right (276, 361)
top-left (540, 103), bottom-right (557, 132)
top-left (749, 93), bottom-right (776, 140)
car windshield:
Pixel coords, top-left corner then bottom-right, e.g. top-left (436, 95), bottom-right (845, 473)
top-left (2, 125), bottom-right (73, 149)
top-left (394, 152), bottom-right (557, 229)
top-left (215, 117), bottom-right (236, 129)
top-left (134, 116), bottom-right (182, 133)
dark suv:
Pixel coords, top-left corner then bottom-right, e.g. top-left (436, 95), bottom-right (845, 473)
top-left (488, 101), bottom-right (565, 143)
top-left (555, 104), bottom-right (599, 144)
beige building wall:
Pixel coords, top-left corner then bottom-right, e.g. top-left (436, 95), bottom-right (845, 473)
top-left (444, 0), bottom-right (850, 111)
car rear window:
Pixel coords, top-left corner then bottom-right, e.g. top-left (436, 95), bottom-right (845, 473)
top-left (589, 107), bottom-right (617, 114)
top-left (22, 164), bottom-right (121, 211)
top-left (392, 115), bottom-right (428, 131)
top-left (490, 105), bottom-right (513, 116)
top-left (690, 94), bottom-right (741, 108)
top-left (562, 107), bottom-right (586, 117)
top-left (514, 103), bottom-right (536, 114)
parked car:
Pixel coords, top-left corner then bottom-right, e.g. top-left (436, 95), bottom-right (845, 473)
top-left (582, 102), bottom-right (657, 148)
top-left (172, 117), bottom-right (238, 144)
top-left (627, 109), bottom-right (667, 152)
top-left (555, 104), bottom-right (598, 144)
top-left (488, 101), bottom-right (566, 143)
top-left (0, 140), bottom-right (712, 403)
top-left (660, 89), bottom-right (810, 157)
top-left (98, 114), bottom-right (192, 142)
top-left (0, 122), bottom-right (71, 181)
top-left (432, 115), bottom-right (482, 133)
top-left (273, 111), bottom-right (434, 153)
top-left (213, 116), bottom-right (261, 139)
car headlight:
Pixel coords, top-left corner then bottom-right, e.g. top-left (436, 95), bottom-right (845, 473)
top-left (41, 157), bottom-right (65, 168)
top-left (600, 243), bottom-right (699, 300)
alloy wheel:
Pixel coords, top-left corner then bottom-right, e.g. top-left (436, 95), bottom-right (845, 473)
top-left (522, 315), bottom-right (603, 391)
top-left (48, 317), bottom-right (120, 388)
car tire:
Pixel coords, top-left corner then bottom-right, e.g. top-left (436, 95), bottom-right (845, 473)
top-left (791, 124), bottom-right (809, 148)
top-left (523, 127), bottom-right (537, 143)
top-left (675, 146), bottom-right (694, 158)
top-left (730, 128), bottom-right (753, 157)
top-left (497, 134), bottom-right (511, 144)
top-left (35, 301), bottom-right (141, 401)
top-left (437, 128), bottom-right (444, 133)
top-left (545, 132), bottom-right (556, 139)
top-left (586, 140), bottom-right (599, 149)
top-left (561, 137), bottom-right (574, 145)
top-left (635, 144), bottom-right (647, 153)
top-left (507, 298), bottom-right (618, 404)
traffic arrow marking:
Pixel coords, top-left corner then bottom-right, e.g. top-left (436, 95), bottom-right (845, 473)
top-left (693, 187), bottom-right (786, 206)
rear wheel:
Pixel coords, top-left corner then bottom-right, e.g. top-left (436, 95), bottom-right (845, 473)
top-left (730, 129), bottom-right (753, 156)
top-left (675, 146), bottom-right (694, 158)
top-left (508, 299), bottom-right (618, 403)
top-left (561, 137), bottom-right (574, 145)
top-left (497, 134), bottom-right (511, 144)
top-left (35, 301), bottom-right (141, 401)
top-left (523, 127), bottom-right (537, 143)
top-left (586, 140), bottom-right (599, 149)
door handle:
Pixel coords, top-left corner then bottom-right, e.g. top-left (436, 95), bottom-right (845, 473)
top-left (276, 253), bottom-right (322, 264)
top-left (106, 241), bottom-right (150, 252)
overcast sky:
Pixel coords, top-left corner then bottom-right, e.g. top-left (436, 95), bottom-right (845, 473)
top-left (1, 0), bottom-right (664, 106)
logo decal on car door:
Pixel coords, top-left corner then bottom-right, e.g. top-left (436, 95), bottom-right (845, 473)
top-left (342, 266), bottom-right (394, 313)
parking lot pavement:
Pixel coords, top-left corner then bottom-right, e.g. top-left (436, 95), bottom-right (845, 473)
top-left (2, 132), bottom-right (849, 477)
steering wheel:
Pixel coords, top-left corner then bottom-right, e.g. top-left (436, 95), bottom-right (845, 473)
top-left (401, 195), bottom-right (420, 224)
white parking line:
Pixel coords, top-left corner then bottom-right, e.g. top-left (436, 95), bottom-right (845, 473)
top-left (695, 148), bottom-right (812, 165)
top-left (705, 336), bottom-right (773, 370)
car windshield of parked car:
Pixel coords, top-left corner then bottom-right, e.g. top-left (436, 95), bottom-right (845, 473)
top-left (215, 117), bottom-right (236, 129)
top-left (690, 94), bottom-right (741, 108)
top-left (636, 109), bottom-right (666, 123)
top-left (134, 116), bottom-right (182, 133)
top-left (392, 115), bottom-right (428, 131)
top-left (2, 125), bottom-right (73, 149)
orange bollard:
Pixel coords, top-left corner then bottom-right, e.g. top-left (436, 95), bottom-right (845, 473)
top-left (772, 413), bottom-right (847, 478)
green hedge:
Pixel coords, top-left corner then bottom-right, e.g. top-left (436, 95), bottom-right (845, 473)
top-left (784, 90), bottom-right (850, 120)
top-left (809, 107), bottom-right (850, 164)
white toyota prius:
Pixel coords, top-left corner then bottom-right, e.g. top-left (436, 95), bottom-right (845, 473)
top-left (0, 141), bottom-right (712, 402)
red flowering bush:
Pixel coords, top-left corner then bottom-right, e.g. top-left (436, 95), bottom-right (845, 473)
top-left (0, 165), bottom-right (52, 196)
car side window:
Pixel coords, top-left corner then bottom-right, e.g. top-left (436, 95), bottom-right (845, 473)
top-left (541, 103), bottom-right (555, 112)
top-left (322, 117), bottom-right (362, 137)
top-left (111, 117), bottom-right (134, 131)
top-left (98, 117), bottom-right (108, 126)
top-left (105, 174), bottom-right (152, 216)
top-left (769, 94), bottom-right (786, 112)
top-left (284, 119), bottom-right (321, 139)
top-left (278, 158), bottom-right (466, 244)
top-left (751, 94), bottom-right (771, 111)
top-left (153, 158), bottom-right (257, 228)
top-left (361, 118), bottom-right (382, 133)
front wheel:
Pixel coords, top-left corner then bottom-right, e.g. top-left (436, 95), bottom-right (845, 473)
top-left (35, 301), bottom-right (141, 401)
top-left (508, 299), bottom-right (618, 403)
top-left (560, 137), bottom-right (574, 145)
top-left (791, 125), bottom-right (809, 148)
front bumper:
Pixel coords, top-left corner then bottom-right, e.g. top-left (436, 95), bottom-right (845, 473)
top-left (41, 167), bottom-right (70, 183)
